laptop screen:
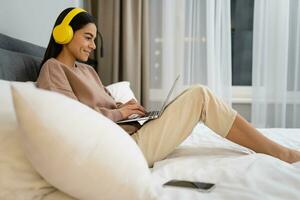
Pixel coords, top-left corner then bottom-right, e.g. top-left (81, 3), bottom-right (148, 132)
top-left (159, 75), bottom-right (180, 113)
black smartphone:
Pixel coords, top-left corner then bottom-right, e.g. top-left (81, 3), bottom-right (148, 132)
top-left (163, 180), bottom-right (215, 192)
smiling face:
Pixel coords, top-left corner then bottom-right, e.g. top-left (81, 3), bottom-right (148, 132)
top-left (65, 23), bottom-right (97, 62)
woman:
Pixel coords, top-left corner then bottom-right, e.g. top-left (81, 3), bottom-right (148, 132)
top-left (37, 7), bottom-right (300, 167)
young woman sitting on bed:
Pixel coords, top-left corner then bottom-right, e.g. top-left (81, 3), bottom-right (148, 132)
top-left (37, 7), bottom-right (300, 167)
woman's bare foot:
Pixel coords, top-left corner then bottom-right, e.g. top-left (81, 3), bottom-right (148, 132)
top-left (286, 149), bottom-right (300, 164)
top-left (278, 148), bottom-right (300, 164)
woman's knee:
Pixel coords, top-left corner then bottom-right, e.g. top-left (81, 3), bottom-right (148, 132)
top-left (186, 85), bottom-right (209, 100)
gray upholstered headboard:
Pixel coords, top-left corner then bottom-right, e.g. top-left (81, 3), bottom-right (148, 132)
top-left (0, 33), bottom-right (46, 82)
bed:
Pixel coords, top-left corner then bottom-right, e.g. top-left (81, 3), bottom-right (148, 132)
top-left (1, 33), bottom-right (300, 200)
top-left (152, 124), bottom-right (300, 199)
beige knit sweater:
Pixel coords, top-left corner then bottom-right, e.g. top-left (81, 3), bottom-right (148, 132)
top-left (37, 58), bottom-right (140, 133)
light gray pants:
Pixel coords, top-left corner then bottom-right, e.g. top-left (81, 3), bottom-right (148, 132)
top-left (131, 85), bottom-right (237, 167)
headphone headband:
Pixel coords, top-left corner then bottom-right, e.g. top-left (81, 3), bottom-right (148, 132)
top-left (61, 8), bottom-right (86, 25)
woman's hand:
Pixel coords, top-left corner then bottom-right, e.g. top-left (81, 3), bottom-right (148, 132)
top-left (117, 99), bottom-right (137, 108)
top-left (118, 99), bottom-right (146, 119)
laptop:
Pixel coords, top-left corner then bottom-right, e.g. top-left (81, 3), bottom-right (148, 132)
top-left (117, 75), bottom-right (180, 124)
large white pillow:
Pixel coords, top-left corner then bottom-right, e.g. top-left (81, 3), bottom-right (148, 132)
top-left (0, 80), bottom-right (75, 200)
top-left (106, 81), bottom-right (137, 103)
top-left (11, 83), bottom-right (155, 200)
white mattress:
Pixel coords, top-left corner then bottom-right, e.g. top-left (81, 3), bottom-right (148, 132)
top-left (151, 123), bottom-right (300, 200)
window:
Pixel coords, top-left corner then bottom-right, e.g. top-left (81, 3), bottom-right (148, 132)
top-left (231, 0), bottom-right (254, 103)
top-left (231, 0), bottom-right (254, 86)
top-left (149, 0), bottom-right (255, 104)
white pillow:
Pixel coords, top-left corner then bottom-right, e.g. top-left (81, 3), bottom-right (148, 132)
top-left (0, 80), bottom-right (75, 200)
top-left (11, 83), bottom-right (155, 200)
top-left (106, 81), bottom-right (137, 103)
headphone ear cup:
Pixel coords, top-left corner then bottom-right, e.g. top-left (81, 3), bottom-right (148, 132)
top-left (53, 24), bottom-right (74, 44)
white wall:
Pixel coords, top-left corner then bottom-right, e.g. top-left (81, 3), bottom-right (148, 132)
top-left (0, 0), bottom-right (84, 47)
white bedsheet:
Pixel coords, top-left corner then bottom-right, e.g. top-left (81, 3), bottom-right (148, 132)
top-left (2, 123), bottom-right (299, 200)
top-left (151, 123), bottom-right (300, 200)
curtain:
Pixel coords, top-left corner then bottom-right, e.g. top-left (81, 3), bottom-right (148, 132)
top-left (148, 0), bottom-right (232, 110)
top-left (86, 0), bottom-right (150, 107)
top-left (252, 0), bottom-right (300, 128)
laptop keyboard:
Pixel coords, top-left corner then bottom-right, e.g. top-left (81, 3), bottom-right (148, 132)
top-left (145, 111), bottom-right (160, 117)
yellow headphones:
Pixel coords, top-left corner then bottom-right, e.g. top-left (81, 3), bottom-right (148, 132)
top-left (52, 8), bottom-right (86, 44)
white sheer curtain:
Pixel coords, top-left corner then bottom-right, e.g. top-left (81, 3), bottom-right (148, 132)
top-left (148, 0), bottom-right (232, 109)
top-left (252, 0), bottom-right (300, 128)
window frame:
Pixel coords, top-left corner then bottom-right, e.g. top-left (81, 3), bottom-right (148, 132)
top-left (232, 86), bottom-right (252, 104)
